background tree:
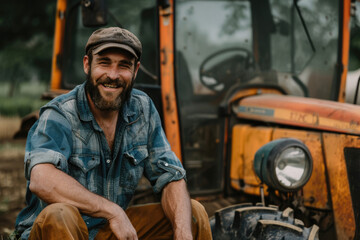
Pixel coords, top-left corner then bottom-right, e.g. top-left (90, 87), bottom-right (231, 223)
top-left (0, 1), bottom-right (56, 96)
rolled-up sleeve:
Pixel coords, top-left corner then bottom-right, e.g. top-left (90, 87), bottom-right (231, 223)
top-left (24, 108), bottom-right (72, 180)
top-left (153, 159), bottom-right (186, 193)
top-left (144, 100), bottom-right (186, 194)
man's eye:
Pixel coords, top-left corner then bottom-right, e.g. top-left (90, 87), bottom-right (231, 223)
top-left (120, 64), bottom-right (131, 69)
top-left (97, 60), bottom-right (110, 65)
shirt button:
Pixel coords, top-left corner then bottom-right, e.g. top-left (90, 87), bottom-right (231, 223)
top-left (106, 159), bottom-right (111, 164)
top-left (165, 163), bottom-right (169, 167)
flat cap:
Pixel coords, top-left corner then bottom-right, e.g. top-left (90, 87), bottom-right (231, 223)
top-left (85, 27), bottom-right (142, 60)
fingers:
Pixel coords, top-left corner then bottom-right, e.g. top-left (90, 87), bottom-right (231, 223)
top-left (109, 215), bottom-right (138, 240)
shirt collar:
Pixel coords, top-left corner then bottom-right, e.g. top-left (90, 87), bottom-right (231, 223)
top-left (120, 93), bottom-right (138, 124)
top-left (77, 83), bottom-right (94, 122)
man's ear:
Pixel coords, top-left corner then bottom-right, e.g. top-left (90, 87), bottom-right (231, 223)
top-left (133, 61), bottom-right (141, 79)
top-left (83, 55), bottom-right (90, 74)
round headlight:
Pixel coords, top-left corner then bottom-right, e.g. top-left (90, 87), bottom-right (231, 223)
top-left (254, 138), bottom-right (313, 192)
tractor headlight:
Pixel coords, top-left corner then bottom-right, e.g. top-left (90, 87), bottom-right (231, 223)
top-left (254, 138), bottom-right (313, 192)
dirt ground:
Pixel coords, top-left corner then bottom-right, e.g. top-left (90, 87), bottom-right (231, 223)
top-left (0, 116), bottom-right (26, 238)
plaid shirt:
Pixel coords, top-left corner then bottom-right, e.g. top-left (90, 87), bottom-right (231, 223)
top-left (15, 83), bottom-right (186, 239)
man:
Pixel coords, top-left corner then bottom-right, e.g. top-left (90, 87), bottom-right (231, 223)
top-left (14, 27), bottom-right (212, 240)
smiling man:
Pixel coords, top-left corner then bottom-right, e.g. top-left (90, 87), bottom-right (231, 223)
top-left (14, 27), bottom-right (212, 240)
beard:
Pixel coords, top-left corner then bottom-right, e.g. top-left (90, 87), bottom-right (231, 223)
top-left (85, 68), bottom-right (134, 111)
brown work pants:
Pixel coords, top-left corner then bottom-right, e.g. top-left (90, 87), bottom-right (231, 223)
top-left (28, 199), bottom-right (212, 240)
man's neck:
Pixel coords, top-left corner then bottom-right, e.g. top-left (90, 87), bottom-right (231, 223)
top-left (87, 93), bottom-right (119, 152)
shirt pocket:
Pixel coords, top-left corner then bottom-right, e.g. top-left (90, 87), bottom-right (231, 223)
top-left (68, 155), bottom-right (100, 193)
top-left (120, 145), bottom-right (148, 191)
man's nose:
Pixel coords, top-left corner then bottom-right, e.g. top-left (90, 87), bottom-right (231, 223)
top-left (107, 67), bottom-right (120, 80)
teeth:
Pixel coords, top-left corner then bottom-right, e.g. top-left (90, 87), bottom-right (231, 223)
top-left (103, 84), bottom-right (118, 88)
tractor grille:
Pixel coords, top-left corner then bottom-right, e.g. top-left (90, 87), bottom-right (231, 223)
top-left (344, 147), bottom-right (360, 238)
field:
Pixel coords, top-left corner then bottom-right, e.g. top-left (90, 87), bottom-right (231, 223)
top-left (0, 116), bottom-right (26, 238)
top-left (0, 82), bottom-right (46, 238)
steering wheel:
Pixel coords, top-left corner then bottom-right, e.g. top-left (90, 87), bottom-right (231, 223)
top-left (199, 47), bottom-right (254, 92)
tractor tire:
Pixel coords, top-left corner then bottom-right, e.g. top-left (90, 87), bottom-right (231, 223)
top-left (210, 203), bottom-right (319, 240)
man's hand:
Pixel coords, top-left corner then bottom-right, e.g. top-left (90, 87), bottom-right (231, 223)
top-left (107, 204), bottom-right (138, 240)
top-left (173, 228), bottom-right (193, 240)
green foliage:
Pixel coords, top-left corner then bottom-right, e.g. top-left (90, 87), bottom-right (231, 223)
top-left (0, 1), bottom-right (56, 51)
top-left (0, 2), bottom-right (56, 116)
top-left (0, 82), bottom-right (48, 117)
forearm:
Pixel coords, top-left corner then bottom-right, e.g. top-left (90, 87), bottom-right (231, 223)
top-left (29, 163), bottom-right (118, 219)
top-left (161, 179), bottom-right (192, 239)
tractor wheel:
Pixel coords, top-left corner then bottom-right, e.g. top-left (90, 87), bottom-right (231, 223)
top-left (210, 203), bottom-right (319, 240)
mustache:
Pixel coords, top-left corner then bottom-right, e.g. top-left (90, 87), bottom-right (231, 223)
top-left (96, 78), bottom-right (126, 88)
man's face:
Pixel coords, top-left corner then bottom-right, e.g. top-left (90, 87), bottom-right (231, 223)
top-left (83, 48), bottom-right (140, 111)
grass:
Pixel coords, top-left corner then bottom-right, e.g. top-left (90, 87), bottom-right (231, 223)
top-left (0, 81), bottom-right (49, 117)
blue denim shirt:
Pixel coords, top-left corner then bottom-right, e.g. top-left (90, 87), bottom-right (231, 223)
top-left (15, 83), bottom-right (186, 239)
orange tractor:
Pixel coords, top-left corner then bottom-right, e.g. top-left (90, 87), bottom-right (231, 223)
top-left (20, 0), bottom-right (360, 239)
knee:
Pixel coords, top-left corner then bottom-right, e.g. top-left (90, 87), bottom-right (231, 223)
top-left (30, 203), bottom-right (88, 240)
top-left (39, 203), bottom-right (81, 222)
top-left (41, 203), bottom-right (78, 215)
top-left (190, 200), bottom-right (212, 239)
top-left (190, 199), bottom-right (209, 222)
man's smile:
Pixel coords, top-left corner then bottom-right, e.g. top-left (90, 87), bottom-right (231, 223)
top-left (96, 77), bottom-right (126, 93)
top-left (103, 83), bottom-right (119, 89)
top-left (99, 83), bottom-right (124, 94)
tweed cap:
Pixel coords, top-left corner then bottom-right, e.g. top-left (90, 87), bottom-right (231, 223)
top-left (85, 27), bottom-right (142, 59)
